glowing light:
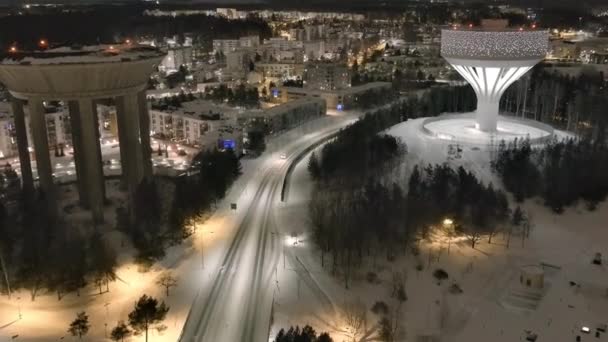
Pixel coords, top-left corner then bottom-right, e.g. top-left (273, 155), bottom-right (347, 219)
top-left (9, 46), bottom-right (17, 53)
top-left (531, 24), bottom-right (537, 29)
top-left (125, 39), bottom-right (131, 44)
top-left (39, 39), bottom-right (47, 47)
top-left (468, 23), bottom-right (473, 28)
top-left (443, 218), bottom-right (453, 226)
top-left (441, 29), bottom-right (548, 132)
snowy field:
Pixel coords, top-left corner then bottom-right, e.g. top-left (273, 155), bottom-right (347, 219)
top-left (270, 117), bottom-right (608, 342)
top-left (1, 114), bottom-right (606, 342)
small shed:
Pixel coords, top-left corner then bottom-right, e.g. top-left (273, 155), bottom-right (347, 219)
top-left (520, 265), bottom-right (544, 289)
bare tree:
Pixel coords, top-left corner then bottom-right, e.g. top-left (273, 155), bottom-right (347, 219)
top-left (156, 272), bottom-right (178, 297)
top-left (342, 300), bottom-right (367, 342)
top-left (378, 305), bottom-right (402, 342)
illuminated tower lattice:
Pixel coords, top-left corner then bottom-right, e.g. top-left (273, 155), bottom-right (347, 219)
top-left (441, 20), bottom-right (549, 132)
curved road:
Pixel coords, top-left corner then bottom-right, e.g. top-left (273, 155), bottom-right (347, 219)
top-left (179, 116), bottom-right (356, 342)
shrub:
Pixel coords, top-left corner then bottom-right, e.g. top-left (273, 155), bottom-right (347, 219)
top-left (366, 272), bottom-right (380, 284)
top-left (371, 301), bottom-right (389, 315)
top-left (433, 268), bottom-right (449, 282)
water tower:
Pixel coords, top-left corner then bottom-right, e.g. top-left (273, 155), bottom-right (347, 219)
top-left (441, 20), bottom-right (549, 132)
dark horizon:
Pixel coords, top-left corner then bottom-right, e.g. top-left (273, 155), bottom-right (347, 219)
top-left (3, 0), bottom-right (606, 10)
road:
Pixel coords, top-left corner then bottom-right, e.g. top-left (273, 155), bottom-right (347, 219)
top-left (179, 116), bottom-right (356, 342)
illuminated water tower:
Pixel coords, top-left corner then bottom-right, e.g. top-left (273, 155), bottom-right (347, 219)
top-left (441, 19), bottom-right (549, 132)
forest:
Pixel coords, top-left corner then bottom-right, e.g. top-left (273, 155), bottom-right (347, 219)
top-left (493, 137), bottom-right (608, 212)
top-left (309, 163), bottom-right (514, 289)
top-left (0, 6), bottom-right (272, 51)
top-left (501, 67), bottom-right (607, 141)
top-left (307, 86), bottom-right (516, 289)
top-left (0, 148), bottom-right (241, 300)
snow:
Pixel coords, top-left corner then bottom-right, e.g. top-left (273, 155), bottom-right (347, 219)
top-left (1, 112), bottom-right (606, 342)
top-left (269, 116), bottom-right (608, 342)
top-left (422, 113), bottom-right (554, 146)
top-left (2, 45), bottom-right (163, 65)
top-left (0, 113), bottom-right (357, 342)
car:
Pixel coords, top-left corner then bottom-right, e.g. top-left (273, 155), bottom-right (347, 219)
top-left (280, 153), bottom-right (287, 159)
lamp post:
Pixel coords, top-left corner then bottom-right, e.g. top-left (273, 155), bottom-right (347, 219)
top-left (271, 231), bottom-right (285, 269)
top-left (443, 218), bottom-right (454, 255)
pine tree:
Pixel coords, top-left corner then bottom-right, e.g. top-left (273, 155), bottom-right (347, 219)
top-left (128, 294), bottom-right (169, 342)
top-left (68, 311), bottom-right (90, 339)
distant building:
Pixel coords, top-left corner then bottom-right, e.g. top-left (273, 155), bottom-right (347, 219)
top-left (213, 39), bottom-right (239, 55)
top-left (216, 8), bottom-right (238, 19)
top-left (303, 62), bottom-right (350, 91)
top-left (303, 41), bottom-right (325, 61)
top-left (279, 82), bottom-right (392, 110)
top-left (226, 49), bottom-right (255, 72)
top-left (238, 97), bottom-right (326, 134)
top-left (255, 62), bottom-right (304, 79)
top-left (239, 36), bottom-right (260, 49)
top-left (160, 46), bottom-right (193, 72)
top-left (213, 36), bottom-right (260, 55)
top-left (149, 100), bottom-right (242, 152)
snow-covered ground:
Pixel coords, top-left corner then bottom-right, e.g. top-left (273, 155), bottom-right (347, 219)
top-left (270, 117), bottom-right (608, 342)
top-left (423, 113), bottom-right (553, 145)
top-left (0, 113), bottom-right (357, 342)
top-left (3, 137), bottom-right (195, 185)
top-left (2, 113), bottom-right (606, 342)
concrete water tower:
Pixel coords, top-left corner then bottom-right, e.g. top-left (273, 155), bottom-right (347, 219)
top-left (441, 19), bottom-right (549, 132)
top-left (0, 44), bottom-right (165, 222)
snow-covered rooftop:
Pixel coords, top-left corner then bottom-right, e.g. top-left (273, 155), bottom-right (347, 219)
top-left (1, 44), bottom-right (164, 66)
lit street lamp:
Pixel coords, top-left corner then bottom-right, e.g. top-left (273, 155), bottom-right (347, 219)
top-left (443, 218), bottom-right (454, 255)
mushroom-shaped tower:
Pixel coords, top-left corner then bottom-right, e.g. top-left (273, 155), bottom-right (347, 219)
top-left (441, 20), bottom-right (549, 132)
top-left (0, 44), bottom-right (165, 222)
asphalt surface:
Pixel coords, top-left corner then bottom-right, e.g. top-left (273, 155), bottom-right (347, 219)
top-left (179, 117), bottom-right (355, 342)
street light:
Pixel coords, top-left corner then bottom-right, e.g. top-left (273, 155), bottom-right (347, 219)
top-left (443, 218), bottom-right (454, 255)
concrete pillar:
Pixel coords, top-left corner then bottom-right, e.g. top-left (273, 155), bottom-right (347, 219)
top-left (77, 99), bottom-right (106, 223)
top-left (68, 100), bottom-right (88, 208)
top-left (115, 99), bottom-right (129, 189)
top-left (137, 90), bottom-right (153, 180)
top-left (475, 99), bottom-right (499, 132)
top-left (28, 98), bottom-right (56, 215)
top-left (116, 93), bottom-right (144, 199)
top-left (10, 98), bottom-right (34, 196)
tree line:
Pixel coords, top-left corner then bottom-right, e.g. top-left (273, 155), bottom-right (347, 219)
top-left (121, 148), bottom-right (242, 265)
top-left (493, 137), bottom-right (608, 212)
top-left (68, 294), bottom-right (169, 342)
top-left (309, 163), bottom-right (512, 288)
top-left (0, 6), bottom-right (271, 51)
top-left (273, 326), bottom-right (333, 342)
top-left (501, 67), bottom-right (607, 141)
top-left (308, 84), bottom-right (476, 183)
top-left (0, 190), bottom-right (117, 301)
top-left (203, 84), bottom-right (260, 109)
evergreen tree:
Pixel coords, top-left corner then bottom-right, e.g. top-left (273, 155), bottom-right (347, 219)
top-left (128, 295), bottom-right (169, 342)
top-left (68, 311), bottom-right (90, 339)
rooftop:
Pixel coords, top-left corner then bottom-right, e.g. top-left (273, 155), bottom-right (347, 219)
top-left (1, 44), bottom-right (165, 66)
top-left (151, 99), bottom-right (243, 121)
